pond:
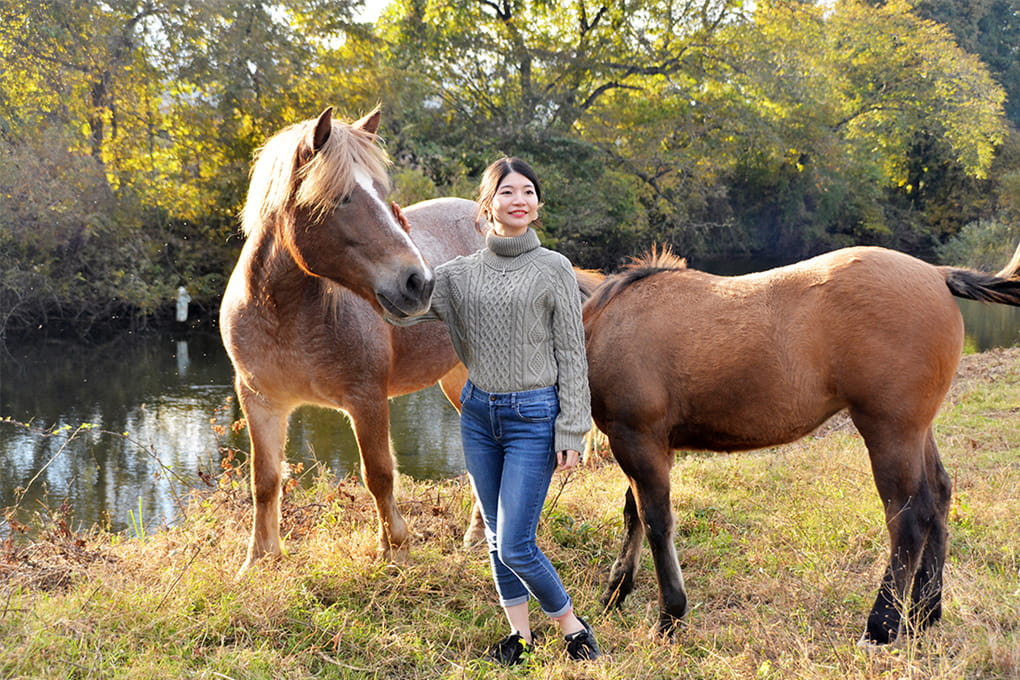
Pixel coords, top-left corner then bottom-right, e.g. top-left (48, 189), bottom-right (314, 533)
top-left (0, 331), bottom-right (464, 535)
top-left (1, 281), bottom-right (1018, 536)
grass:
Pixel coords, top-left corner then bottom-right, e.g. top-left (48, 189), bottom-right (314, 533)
top-left (1, 348), bottom-right (1018, 679)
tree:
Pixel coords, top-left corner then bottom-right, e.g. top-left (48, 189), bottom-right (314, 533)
top-left (717, 0), bottom-right (1007, 255)
top-left (915, 0), bottom-right (1020, 127)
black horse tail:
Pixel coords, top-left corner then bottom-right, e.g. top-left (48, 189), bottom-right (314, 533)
top-left (941, 240), bottom-right (1020, 305)
top-left (942, 274), bottom-right (1020, 310)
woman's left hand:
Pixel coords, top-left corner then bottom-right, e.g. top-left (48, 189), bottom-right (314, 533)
top-left (556, 449), bottom-right (581, 471)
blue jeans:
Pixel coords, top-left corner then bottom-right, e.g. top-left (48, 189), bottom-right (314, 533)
top-left (460, 380), bottom-right (572, 618)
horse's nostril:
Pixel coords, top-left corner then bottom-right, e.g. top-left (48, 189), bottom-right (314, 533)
top-left (406, 269), bottom-right (433, 299)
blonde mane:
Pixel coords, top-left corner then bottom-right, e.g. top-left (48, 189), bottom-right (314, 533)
top-left (241, 112), bottom-right (391, 236)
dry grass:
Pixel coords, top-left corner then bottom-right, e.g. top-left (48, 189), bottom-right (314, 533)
top-left (1, 348), bottom-right (1018, 679)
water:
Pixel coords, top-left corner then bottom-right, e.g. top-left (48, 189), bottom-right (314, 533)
top-left (0, 332), bottom-right (463, 534)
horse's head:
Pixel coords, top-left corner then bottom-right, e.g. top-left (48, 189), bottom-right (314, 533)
top-left (243, 107), bottom-right (433, 318)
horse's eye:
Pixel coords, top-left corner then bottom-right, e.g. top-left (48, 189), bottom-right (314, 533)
top-left (340, 195), bottom-right (352, 206)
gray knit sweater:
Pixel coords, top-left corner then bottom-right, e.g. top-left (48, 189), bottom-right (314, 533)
top-left (392, 228), bottom-right (591, 453)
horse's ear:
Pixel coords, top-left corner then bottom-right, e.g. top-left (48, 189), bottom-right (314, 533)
top-left (391, 201), bottom-right (411, 234)
top-left (312, 107), bottom-right (333, 152)
top-left (353, 107), bottom-right (381, 137)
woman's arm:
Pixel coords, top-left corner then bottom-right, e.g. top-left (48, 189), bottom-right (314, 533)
top-left (550, 256), bottom-right (592, 455)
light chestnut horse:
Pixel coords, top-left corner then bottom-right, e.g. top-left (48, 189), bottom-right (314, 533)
top-left (584, 244), bottom-right (1020, 644)
top-left (220, 107), bottom-right (483, 573)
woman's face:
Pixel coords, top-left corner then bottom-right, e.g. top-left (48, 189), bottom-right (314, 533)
top-left (489, 172), bottom-right (539, 237)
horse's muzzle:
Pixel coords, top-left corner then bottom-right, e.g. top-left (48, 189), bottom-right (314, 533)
top-left (376, 266), bottom-right (435, 318)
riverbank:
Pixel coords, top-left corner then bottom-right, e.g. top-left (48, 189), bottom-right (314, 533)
top-left (2, 348), bottom-right (1018, 679)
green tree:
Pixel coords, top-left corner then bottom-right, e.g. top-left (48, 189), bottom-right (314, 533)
top-left (720, 0), bottom-right (1007, 255)
top-left (915, 0), bottom-right (1020, 127)
top-left (0, 0), bottom-right (368, 338)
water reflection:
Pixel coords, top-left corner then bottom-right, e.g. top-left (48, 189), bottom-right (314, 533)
top-left (0, 333), bottom-right (463, 534)
top-left (957, 298), bottom-right (1020, 352)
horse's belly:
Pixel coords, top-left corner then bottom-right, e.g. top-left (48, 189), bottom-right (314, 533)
top-left (387, 323), bottom-right (460, 394)
top-left (669, 389), bottom-right (844, 453)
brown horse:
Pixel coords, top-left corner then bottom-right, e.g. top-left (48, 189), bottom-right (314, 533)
top-left (583, 244), bottom-right (1020, 644)
top-left (220, 107), bottom-right (483, 573)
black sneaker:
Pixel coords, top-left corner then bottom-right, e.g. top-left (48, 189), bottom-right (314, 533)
top-left (564, 616), bottom-right (601, 660)
top-left (487, 632), bottom-right (532, 666)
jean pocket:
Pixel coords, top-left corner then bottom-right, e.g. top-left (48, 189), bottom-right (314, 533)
top-left (514, 400), bottom-right (556, 422)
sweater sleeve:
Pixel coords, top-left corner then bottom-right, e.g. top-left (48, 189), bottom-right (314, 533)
top-left (550, 257), bottom-right (592, 453)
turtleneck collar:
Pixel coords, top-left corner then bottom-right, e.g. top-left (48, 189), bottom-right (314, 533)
top-left (482, 228), bottom-right (543, 271)
top-left (485, 228), bottom-right (541, 258)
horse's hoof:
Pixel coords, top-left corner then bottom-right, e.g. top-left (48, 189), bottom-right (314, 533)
top-left (655, 603), bottom-right (689, 639)
top-left (461, 532), bottom-right (485, 551)
top-left (236, 548), bottom-right (282, 579)
top-left (856, 635), bottom-right (902, 653)
top-left (656, 617), bottom-right (686, 640)
top-left (380, 542), bottom-right (410, 565)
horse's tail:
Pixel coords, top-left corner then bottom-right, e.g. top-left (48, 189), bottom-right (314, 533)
top-left (941, 243), bottom-right (1020, 306)
top-left (584, 245), bottom-right (687, 318)
top-left (995, 241), bottom-right (1020, 280)
top-left (574, 267), bottom-right (606, 300)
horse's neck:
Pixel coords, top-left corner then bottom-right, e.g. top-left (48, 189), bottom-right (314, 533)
top-left (241, 229), bottom-right (322, 313)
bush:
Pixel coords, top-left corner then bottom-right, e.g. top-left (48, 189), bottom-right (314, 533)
top-left (936, 216), bottom-right (1020, 271)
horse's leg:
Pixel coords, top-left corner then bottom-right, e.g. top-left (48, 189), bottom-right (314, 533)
top-left (346, 396), bottom-right (409, 562)
top-left (437, 364), bottom-right (486, 549)
top-left (437, 363), bottom-right (468, 410)
top-left (602, 485), bottom-right (645, 610)
top-left (852, 414), bottom-right (944, 645)
top-left (910, 428), bottom-right (952, 632)
top-left (236, 382), bottom-right (290, 575)
top-left (608, 427), bottom-right (687, 635)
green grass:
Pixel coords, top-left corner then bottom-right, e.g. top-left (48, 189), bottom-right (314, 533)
top-left (1, 348), bottom-right (1018, 679)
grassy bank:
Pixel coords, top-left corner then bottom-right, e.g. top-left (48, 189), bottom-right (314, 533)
top-left (2, 349), bottom-right (1018, 679)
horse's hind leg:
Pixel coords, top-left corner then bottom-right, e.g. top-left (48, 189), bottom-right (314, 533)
top-left (854, 417), bottom-right (950, 645)
top-left (347, 396), bottom-right (409, 561)
top-left (237, 382), bottom-right (290, 575)
top-left (602, 486), bottom-right (645, 610)
top-left (910, 429), bottom-right (952, 631)
top-left (437, 364), bottom-right (485, 548)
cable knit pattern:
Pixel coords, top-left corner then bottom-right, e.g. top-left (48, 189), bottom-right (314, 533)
top-left (390, 229), bottom-right (591, 453)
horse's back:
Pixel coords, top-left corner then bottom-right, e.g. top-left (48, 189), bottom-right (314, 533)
top-left (402, 197), bottom-right (484, 265)
top-left (585, 246), bottom-right (965, 452)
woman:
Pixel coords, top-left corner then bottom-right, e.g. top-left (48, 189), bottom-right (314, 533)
top-left (390, 157), bottom-right (600, 665)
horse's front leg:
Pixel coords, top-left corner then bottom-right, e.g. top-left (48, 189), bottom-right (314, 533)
top-left (348, 397), bottom-right (409, 562)
top-left (637, 474), bottom-right (688, 635)
top-left (608, 428), bottom-right (688, 635)
top-left (436, 364), bottom-right (486, 549)
top-left (236, 382), bottom-right (290, 576)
